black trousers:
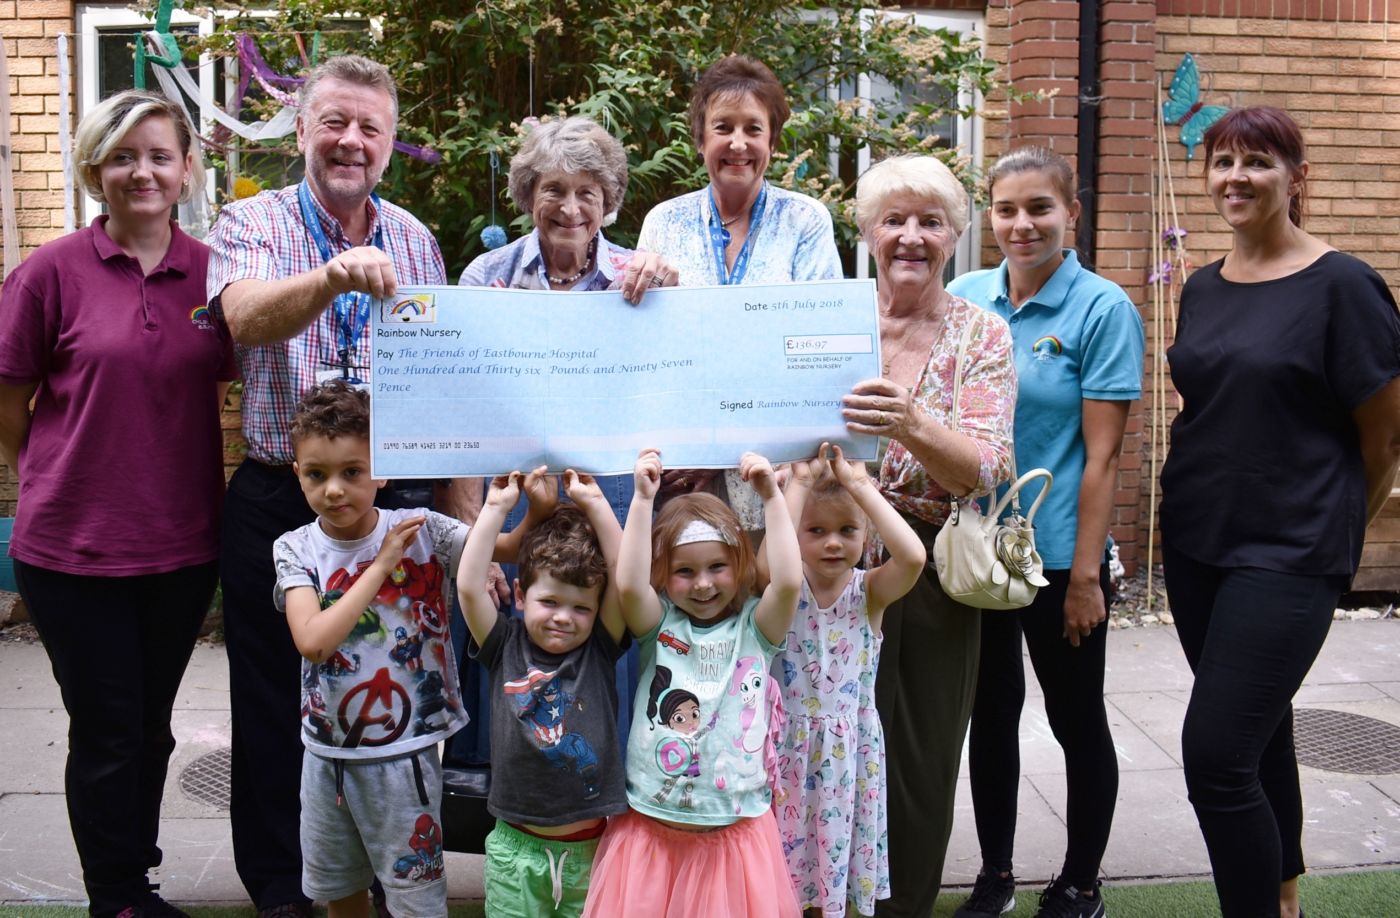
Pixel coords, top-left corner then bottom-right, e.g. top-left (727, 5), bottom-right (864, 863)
top-left (16, 558), bottom-right (217, 917)
top-left (220, 458), bottom-right (417, 909)
top-left (874, 517), bottom-right (982, 918)
top-left (966, 566), bottom-right (1118, 890)
top-left (1163, 546), bottom-right (1344, 918)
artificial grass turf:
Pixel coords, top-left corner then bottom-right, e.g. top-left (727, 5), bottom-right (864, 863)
top-left (2, 871), bottom-right (1396, 918)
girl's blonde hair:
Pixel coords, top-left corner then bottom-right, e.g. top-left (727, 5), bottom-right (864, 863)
top-left (75, 90), bottom-right (203, 205)
top-left (651, 493), bottom-right (756, 617)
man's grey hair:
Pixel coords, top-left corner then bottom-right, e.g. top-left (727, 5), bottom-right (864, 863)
top-left (299, 54), bottom-right (398, 122)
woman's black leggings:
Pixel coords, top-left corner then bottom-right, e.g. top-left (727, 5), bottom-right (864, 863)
top-left (1163, 546), bottom-right (1344, 918)
top-left (16, 558), bottom-right (217, 917)
top-left (966, 565), bottom-right (1118, 890)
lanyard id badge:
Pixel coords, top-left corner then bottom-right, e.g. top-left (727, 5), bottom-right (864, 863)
top-left (297, 181), bottom-right (384, 387)
top-left (707, 182), bottom-right (769, 286)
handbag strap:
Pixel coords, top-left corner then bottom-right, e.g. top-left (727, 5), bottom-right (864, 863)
top-left (946, 310), bottom-right (1024, 512)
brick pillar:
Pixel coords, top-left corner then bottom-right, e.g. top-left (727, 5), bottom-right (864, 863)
top-left (1093, 0), bottom-right (1156, 575)
top-left (1006, 0), bottom-right (1082, 158)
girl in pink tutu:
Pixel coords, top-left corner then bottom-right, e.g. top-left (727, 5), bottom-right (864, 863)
top-left (770, 448), bottom-right (925, 917)
top-left (582, 447), bottom-right (808, 918)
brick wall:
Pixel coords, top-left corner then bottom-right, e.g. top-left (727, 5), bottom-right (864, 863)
top-left (0, 1), bottom-right (72, 516)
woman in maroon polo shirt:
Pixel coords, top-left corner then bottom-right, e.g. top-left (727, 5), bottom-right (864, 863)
top-left (0, 90), bottom-right (235, 918)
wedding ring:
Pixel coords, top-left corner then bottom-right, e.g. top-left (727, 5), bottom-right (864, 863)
top-left (649, 274), bottom-right (664, 287)
top-left (878, 411), bottom-right (889, 426)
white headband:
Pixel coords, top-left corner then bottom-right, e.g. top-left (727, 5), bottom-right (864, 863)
top-left (674, 519), bottom-right (737, 548)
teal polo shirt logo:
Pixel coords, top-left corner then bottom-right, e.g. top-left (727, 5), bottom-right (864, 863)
top-left (1032, 335), bottom-right (1063, 361)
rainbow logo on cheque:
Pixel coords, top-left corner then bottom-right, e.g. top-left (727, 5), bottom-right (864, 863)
top-left (383, 293), bottom-right (437, 324)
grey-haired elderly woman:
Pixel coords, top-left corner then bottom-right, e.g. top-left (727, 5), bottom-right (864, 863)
top-left (460, 115), bottom-right (677, 300)
top-left (840, 155), bottom-right (1016, 918)
top-left (455, 115), bottom-right (673, 766)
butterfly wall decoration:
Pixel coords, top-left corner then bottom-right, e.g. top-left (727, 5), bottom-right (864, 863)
top-left (1162, 53), bottom-right (1230, 161)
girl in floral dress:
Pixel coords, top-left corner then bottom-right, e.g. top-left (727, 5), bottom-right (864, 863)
top-left (772, 447), bottom-right (926, 917)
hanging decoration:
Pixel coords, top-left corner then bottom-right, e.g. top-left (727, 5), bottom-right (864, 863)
top-left (1161, 54), bottom-right (1229, 161)
top-left (141, 31), bottom-right (441, 163)
top-left (134, 0), bottom-right (180, 90)
top-left (480, 150), bottom-right (508, 250)
top-left (57, 33), bottom-right (74, 234)
top-left (0, 30), bottom-right (18, 279)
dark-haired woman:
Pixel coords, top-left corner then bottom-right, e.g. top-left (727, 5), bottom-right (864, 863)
top-left (1160, 106), bottom-right (1400, 918)
top-left (948, 146), bottom-right (1143, 918)
top-left (637, 54), bottom-right (842, 527)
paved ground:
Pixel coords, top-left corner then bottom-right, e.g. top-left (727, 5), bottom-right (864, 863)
top-left (2, 621), bottom-right (1397, 909)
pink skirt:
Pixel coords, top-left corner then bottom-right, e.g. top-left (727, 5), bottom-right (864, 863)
top-left (582, 808), bottom-right (800, 918)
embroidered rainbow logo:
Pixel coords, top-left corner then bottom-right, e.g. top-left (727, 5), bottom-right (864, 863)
top-left (381, 293), bottom-right (436, 324)
top-left (1032, 335), bottom-right (1062, 359)
top-left (189, 304), bottom-right (214, 330)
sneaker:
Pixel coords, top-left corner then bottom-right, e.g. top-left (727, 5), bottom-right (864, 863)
top-left (139, 886), bottom-right (192, 918)
top-left (258, 904), bottom-right (314, 918)
top-left (1034, 876), bottom-right (1105, 918)
top-left (954, 868), bottom-right (1017, 917)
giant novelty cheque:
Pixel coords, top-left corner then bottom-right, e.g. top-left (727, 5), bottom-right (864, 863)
top-left (369, 279), bottom-right (881, 477)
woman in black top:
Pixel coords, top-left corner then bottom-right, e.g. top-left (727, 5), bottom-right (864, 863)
top-left (1160, 106), bottom-right (1400, 918)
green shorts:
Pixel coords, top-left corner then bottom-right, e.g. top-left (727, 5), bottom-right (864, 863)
top-left (484, 819), bottom-right (601, 918)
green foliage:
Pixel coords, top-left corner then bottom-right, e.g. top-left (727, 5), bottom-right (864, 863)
top-left (195, 0), bottom-right (1017, 278)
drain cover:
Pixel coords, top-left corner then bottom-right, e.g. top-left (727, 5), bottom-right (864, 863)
top-left (1294, 708), bottom-right (1400, 775)
top-left (179, 746), bottom-right (231, 809)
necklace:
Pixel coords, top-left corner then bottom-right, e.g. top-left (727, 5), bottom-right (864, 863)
top-left (718, 211), bottom-right (742, 229)
top-left (546, 238), bottom-right (598, 285)
top-left (881, 296), bottom-right (950, 378)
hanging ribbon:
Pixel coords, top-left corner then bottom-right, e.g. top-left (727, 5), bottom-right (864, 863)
top-left (142, 31), bottom-right (441, 164)
top-left (0, 31), bottom-right (19, 278)
top-left (145, 33), bottom-right (297, 142)
top-left (57, 33), bottom-right (74, 234)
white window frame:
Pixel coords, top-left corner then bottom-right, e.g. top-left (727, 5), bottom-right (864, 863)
top-left (851, 8), bottom-right (984, 279)
top-left (75, 4), bottom-right (218, 226)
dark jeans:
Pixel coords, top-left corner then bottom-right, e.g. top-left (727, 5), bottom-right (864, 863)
top-left (874, 517), bottom-right (981, 918)
top-left (221, 458), bottom-right (418, 909)
top-left (1163, 546), bottom-right (1344, 918)
top-left (16, 558), bottom-right (217, 917)
top-left (967, 566), bottom-right (1118, 890)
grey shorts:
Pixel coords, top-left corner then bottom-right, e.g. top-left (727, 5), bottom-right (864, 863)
top-left (300, 746), bottom-right (447, 918)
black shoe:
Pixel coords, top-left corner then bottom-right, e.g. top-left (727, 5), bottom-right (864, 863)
top-left (139, 885), bottom-right (191, 918)
top-left (258, 904), bottom-right (314, 918)
top-left (954, 869), bottom-right (1017, 918)
top-left (1034, 876), bottom-right (1105, 918)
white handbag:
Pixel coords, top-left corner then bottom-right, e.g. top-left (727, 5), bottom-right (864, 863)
top-left (930, 317), bottom-right (1053, 610)
top-left (934, 467), bottom-right (1053, 610)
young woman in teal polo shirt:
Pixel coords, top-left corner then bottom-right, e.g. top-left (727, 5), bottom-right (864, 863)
top-left (945, 147), bottom-right (1145, 918)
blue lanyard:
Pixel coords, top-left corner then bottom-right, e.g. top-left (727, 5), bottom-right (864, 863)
top-left (297, 181), bottom-right (384, 375)
top-left (707, 182), bottom-right (768, 286)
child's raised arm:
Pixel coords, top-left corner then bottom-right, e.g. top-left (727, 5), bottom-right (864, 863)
top-left (564, 469), bottom-right (626, 642)
top-left (489, 465), bottom-right (557, 563)
top-left (755, 449), bottom-right (830, 586)
top-left (831, 445), bottom-right (924, 631)
top-left (286, 515), bottom-right (425, 663)
top-left (748, 452), bottom-right (804, 645)
top-left (456, 472), bottom-right (523, 647)
top-left (617, 448), bottom-right (664, 637)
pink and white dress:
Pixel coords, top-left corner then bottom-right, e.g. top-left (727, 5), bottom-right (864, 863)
top-left (774, 569), bottom-right (888, 916)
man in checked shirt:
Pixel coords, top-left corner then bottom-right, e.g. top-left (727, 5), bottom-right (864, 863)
top-left (207, 54), bottom-right (487, 918)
